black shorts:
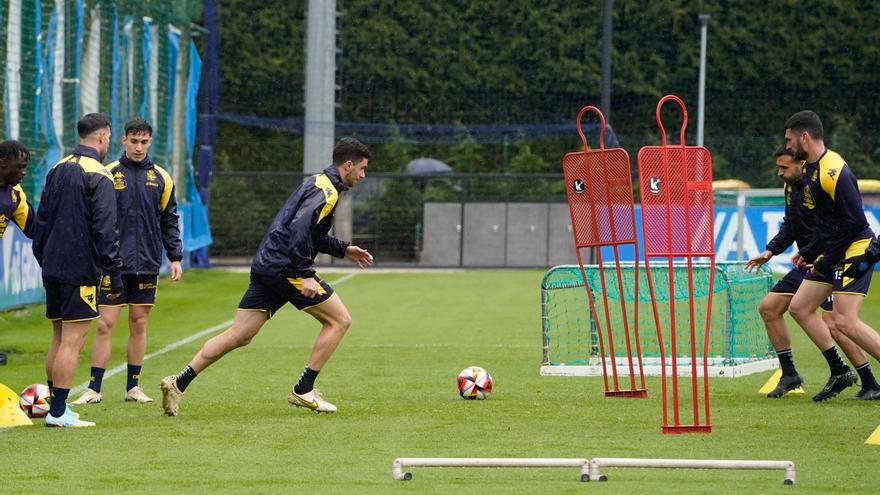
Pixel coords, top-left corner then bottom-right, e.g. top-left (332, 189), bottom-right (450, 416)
top-left (771, 266), bottom-right (833, 311)
top-left (238, 273), bottom-right (335, 318)
top-left (98, 274), bottom-right (159, 306)
top-left (44, 280), bottom-right (99, 322)
top-left (835, 237), bottom-right (874, 296)
top-left (803, 237), bottom-right (874, 297)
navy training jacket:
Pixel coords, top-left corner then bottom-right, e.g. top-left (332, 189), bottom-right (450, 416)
top-left (32, 145), bottom-right (122, 290)
top-left (251, 166), bottom-right (350, 279)
top-left (765, 179), bottom-right (820, 261)
top-left (802, 149), bottom-right (874, 275)
top-left (106, 154), bottom-right (183, 275)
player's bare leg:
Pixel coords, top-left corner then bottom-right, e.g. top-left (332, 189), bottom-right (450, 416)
top-left (72, 305), bottom-right (122, 404)
top-left (288, 293), bottom-right (352, 413)
top-left (46, 320), bottom-right (96, 427)
top-left (788, 282), bottom-right (835, 349)
top-left (45, 319), bottom-right (63, 390)
top-left (760, 294), bottom-right (793, 350)
top-left (124, 305), bottom-right (153, 402)
top-left (161, 309), bottom-right (268, 415)
top-left (790, 282), bottom-right (856, 401)
top-left (303, 293), bottom-right (352, 369)
top-left (759, 293), bottom-right (803, 397)
top-left (833, 294), bottom-right (880, 399)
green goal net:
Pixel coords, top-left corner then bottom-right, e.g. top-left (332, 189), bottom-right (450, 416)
top-left (541, 261), bottom-right (775, 377)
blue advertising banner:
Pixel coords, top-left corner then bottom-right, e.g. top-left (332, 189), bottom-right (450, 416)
top-left (597, 206), bottom-right (880, 273)
top-left (0, 228), bottom-right (44, 310)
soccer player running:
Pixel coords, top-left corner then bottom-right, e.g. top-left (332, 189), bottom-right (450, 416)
top-left (784, 110), bottom-right (880, 401)
top-left (746, 146), bottom-right (879, 399)
top-left (160, 137), bottom-right (374, 416)
top-left (71, 118), bottom-right (183, 406)
top-left (0, 140), bottom-right (35, 366)
top-left (32, 113), bottom-right (123, 427)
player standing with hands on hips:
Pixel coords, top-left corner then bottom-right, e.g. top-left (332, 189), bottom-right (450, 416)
top-left (72, 118), bottom-right (183, 406)
top-left (161, 137), bottom-right (374, 416)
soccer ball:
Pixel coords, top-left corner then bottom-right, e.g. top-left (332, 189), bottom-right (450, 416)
top-left (20, 384), bottom-right (51, 418)
top-left (457, 366), bottom-right (493, 400)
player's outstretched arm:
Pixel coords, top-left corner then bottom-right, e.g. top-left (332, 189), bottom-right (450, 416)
top-left (745, 250), bottom-right (772, 272)
top-left (345, 245), bottom-right (374, 269)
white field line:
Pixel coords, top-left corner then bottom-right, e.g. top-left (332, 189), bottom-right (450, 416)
top-left (71, 272), bottom-right (360, 394)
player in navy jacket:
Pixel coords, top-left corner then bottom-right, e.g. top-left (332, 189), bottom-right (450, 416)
top-left (785, 110), bottom-right (880, 401)
top-left (160, 137), bottom-right (374, 416)
top-left (72, 118), bottom-right (184, 406)
top-left (33, 113), bottom-right (122, 427)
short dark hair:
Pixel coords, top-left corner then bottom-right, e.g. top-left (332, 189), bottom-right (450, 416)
top-left (332, 137), bottom-right (371, 166)
top-left (784, 110), bottom-right (824, 139)
top-left (774, 145), bottom-right (794, 158)
top-left (0, 140), bottom-right (30, 163)
top-left (77, 113), bottom-right (111, 138)
top-left (124, 117), bottom-right (153, 136)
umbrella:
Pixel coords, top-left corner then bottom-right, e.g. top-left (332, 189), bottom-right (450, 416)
top-left (406, 158), bottom-right (452, 175)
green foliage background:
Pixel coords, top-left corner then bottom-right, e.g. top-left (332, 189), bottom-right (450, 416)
top-left (212, 0), bottom-right (880, 185)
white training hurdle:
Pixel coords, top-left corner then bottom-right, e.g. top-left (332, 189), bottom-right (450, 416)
top-left (392, 458), bottom-right (590, 481)
top-left (392, 456), bottom-right (796, 485)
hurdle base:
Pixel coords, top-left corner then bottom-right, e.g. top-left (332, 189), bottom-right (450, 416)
top-left (604, 389), bottom-right (647, 398)
top-left (662, 424), bottom-right (712, 434)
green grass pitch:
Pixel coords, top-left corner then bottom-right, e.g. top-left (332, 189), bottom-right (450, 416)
top-left (1, 269), bottom-right (879, 494)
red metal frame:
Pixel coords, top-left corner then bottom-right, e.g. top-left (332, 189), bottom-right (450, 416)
top-left (562, 106), bottom-right (646, 398)
top-left (637, 95), bottom-right (716, 433)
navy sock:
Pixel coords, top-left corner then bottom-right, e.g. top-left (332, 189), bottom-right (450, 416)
top-left (175, 365), bottom-right (197, 392)
top-left (821, 346), bottom-right (849, 375)
top-left (776, 349), bottom-right (798, 376)
top-left (294, 367), bottom-right (320, 394)
top-left (47, 380), bottom-right (53, 395)
top-left (89, 367), bottom-right (106, 392)
top-left (49, 388), bottom-right (69, 417)
top-left (127, 364), bottom-right (142, 391)
top-left (856, 362), bottom-right (879, 390)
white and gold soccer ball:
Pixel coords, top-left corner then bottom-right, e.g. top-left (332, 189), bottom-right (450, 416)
top-left (457, 366), bottom-right (493, 400)
top-left (20, 383), bottom-right (51, 418)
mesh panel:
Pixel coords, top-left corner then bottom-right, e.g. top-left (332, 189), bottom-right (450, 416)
top-left (562, 148), bottom-right (636, 247)
top-left (2, 0), bottom-right (200, 201)
top-left (541, 262), bottom-right (775, 367)
top-left (637, 146), bottom-right (714, 256)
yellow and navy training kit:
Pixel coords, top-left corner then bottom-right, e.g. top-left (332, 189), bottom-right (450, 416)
top-left (243, 166), bottom-right (350, 315)
top-left (32, 145), bottom-right (122, 321)
top-left (765, 181), bottom-right (830, 309)
top-left (0, 183), bottom-right (34, 238)
top-left (766, 179), bottom-right (821, 263)
top-left (98, 274), bottom-right (159, 306)
top-left (239, 273), bottom-right (334, 316)
top-left (105, 154), bottom-right (183, 276)
top-left (800, 149), bottom-right (874, 278)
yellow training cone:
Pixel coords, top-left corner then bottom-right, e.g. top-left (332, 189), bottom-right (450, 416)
top-left (866, 425), bottom-right (880, 445)
top-left (759, 369), bottom-right (805, 395)
top-left (0, 383), bottom-right (33, 427)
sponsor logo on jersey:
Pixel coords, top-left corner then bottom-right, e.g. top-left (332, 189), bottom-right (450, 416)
top-left (113, 171), bottom-right (126, 190)
top-left (802, 185), bottom-right (816, 209)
